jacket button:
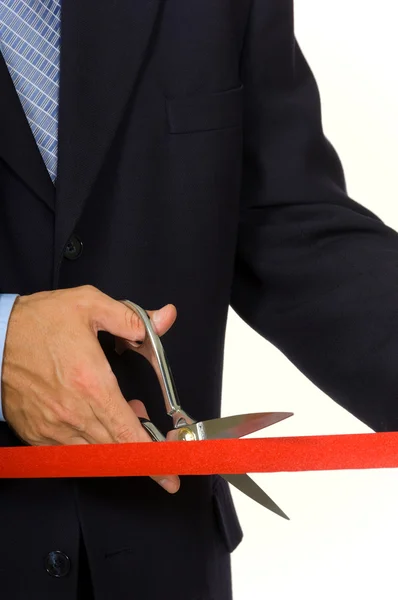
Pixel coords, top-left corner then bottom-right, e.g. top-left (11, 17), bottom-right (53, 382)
top-left (44, 550), bottom-right (71, 578)
top-left (63, 234), bottom-right (83, 260)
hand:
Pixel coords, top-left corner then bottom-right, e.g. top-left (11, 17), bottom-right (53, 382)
top-left (1, 285), bottom-right (180, 493)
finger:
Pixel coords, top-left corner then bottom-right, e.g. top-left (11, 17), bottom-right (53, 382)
top-left (42, 423), bottom-right (113, 446)
top-left (66, 436), bottom-right (90, 445)
top-left (77, 400), bottom-right (121, 444)
top-left (78, 421), bottom-right (115, 444)
top-left (34, 435), bottom-right (90, 446)
top-left (127, 399), bottom-right (180, 494)
top-left (93, 371), bottom-right (151, 444)
top-left (127, 399), bottom-right (150, 419)
top-left (39, 401), bottom-right (116, 445)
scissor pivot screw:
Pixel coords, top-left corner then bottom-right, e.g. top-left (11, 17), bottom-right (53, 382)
top-left (177, 427), bottom-right (196, 441)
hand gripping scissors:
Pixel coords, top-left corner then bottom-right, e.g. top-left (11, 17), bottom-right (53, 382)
top-left (120, 300), bottom-right (293, 520)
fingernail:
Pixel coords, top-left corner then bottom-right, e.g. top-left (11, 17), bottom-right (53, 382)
top-left (159, 478), bottom-right (178, 494)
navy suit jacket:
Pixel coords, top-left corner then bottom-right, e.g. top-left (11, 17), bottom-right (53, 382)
top-left (1, 1), bottom-right (397, 598)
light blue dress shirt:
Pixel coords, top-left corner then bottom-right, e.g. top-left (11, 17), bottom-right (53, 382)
top-left (0, 294), bottom-right (19, 421)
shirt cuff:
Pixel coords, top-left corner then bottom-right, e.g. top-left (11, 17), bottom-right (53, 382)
top-left (0, 294), bottom-right (19, 422)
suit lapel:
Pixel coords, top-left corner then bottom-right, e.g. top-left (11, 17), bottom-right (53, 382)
top-left (54, 0), bottom-right (163, 261)
top-left (0, 54), bottom-right (55, 211)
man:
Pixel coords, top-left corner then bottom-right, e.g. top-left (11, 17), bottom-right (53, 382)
top-left (0, 0), bottom-right (397, 598)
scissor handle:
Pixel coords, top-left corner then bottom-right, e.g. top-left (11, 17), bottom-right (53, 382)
top-left (138, 417), bottom-right (166, 442)
top-left (120, 300), bottom-right (195, 429)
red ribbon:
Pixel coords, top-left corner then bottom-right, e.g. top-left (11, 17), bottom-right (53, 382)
top-left (0, 432), bottom-right (397, 478)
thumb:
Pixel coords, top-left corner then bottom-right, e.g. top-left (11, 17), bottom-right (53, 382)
top-left (114, 303), bottom-right (177, 355)
top-left (90, 292), bottom-right (177, 343)
top-left (146, 304), bottom-right (177, 336)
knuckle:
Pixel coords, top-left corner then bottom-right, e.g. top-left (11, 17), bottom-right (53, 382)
top-left (114, 424), bottom-right (134, 444)
top-left (80, 284), bottom-right (98, 295)
top-left (73, 285), bottom-right (100, 311)
top-left (102, 393), bottom-right (115, 412)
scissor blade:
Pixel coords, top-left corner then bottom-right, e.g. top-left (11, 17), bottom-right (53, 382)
top-left (221, 474), bottom-right (289, 520)
top-left (199, 412), bottom-right (293, 440)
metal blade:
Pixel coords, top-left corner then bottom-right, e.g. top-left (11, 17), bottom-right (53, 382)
top-left (199, 412), bottom-right (293, 440)
top-left (221, 474), bottom-right (289, 520)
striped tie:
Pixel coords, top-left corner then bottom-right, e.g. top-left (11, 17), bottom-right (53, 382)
top-left (0, 0), bottom-right (61, 182)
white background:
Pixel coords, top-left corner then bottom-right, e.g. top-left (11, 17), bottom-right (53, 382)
top-left (223, 1), bottom-right (398, 598)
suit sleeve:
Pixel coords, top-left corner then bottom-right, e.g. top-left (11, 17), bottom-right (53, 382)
top-left (231, 0), bottom-right (398, 431)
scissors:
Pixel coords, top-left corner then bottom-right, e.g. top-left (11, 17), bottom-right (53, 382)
top-left (120, 300), bottom-right (293, 520)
